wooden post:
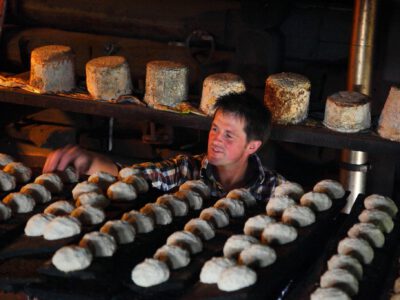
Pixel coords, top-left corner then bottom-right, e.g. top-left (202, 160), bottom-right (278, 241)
top-left (0, 0), bottom-right (6, 39)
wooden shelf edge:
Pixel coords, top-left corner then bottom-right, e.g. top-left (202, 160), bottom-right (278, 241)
top-left (1, 87), bottom-right (400, 153)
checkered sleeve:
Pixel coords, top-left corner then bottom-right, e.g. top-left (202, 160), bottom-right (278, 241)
top-left (130, 154), bottom-right (203, 191)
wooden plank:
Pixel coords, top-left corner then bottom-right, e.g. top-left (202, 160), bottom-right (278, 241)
top-left (0, 0), bottom-right (6, 39)
top-left (0, 87), bottom-right (212, 130)
top-left (270, 122), bottom-right (400, 154)
top-left (1, 87), bottom-right (400, 154)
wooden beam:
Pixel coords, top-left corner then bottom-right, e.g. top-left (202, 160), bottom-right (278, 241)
top-left (0, 0), bottom-right (6, 39)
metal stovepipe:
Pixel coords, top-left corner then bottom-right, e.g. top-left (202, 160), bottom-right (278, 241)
top-left (341, 0), bottom-right (377, 213)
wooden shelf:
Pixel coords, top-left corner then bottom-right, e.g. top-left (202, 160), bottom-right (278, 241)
top-left (0, 87), bottom-right (211, 130)
top-left (270, 120), bottom-right (400, 154)
top-left (1, 87), bottom-right (400, 153)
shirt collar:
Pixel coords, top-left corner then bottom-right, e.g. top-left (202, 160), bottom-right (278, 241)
top-left (200, 154), bottom-right (266, 189)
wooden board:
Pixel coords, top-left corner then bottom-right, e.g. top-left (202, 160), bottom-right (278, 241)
top-left (1, 87), bottom-right (400, 153)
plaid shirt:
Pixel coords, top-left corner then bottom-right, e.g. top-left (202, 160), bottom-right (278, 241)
top-left (131, 153), bottom-right (285, 202)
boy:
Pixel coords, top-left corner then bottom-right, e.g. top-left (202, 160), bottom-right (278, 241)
top-left (43, 92), bottom-right (283, 201)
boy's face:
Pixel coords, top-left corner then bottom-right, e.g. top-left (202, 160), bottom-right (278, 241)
top-left (207, 110), bottom-right (258, 168)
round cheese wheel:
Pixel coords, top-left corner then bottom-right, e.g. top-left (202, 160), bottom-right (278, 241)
top-left (30, 45), bottom-right (76, 93)
top-left (86, 56), bottom-right (132, 100)
top-left (200, 73), bottom-right (246, 116)
top-left (377, 86), bottom-right (400, 141)
top-left (323, 91), bottom-right (371, 133)
top-left (144, 60), bottom-right (189, 107)
top-left (264, 72), bottom-right (311, 124)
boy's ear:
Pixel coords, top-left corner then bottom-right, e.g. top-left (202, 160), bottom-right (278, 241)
top-left (247, 140), bottom-right (262, 155)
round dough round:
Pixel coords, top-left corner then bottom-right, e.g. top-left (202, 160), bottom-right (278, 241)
top-left (226, 188), bottom-right (257, 207)
top-left (118, 167), bottom-right (141, 181)
top-left (364, 194), bottom-right (398, 217)
top-left (244, 214), bottom-right (276, 237)
top-left (79, 231), bottom-right (117, 257)
top-left (155, 194), bottom-right (189, 217)
top-left (0, 153), bottom-right (15, 168)
top-left (320, 268), bottom-right (358, 296)
top-left (3, 192), bottom-right (35, 213)
top-left (358, 209), bottom-right (394, 233)
top-left (217, 265), bottom-right (257, 292)
top-left (107, 181), bottom-right (137, 201)
top-left (71, 205), bottom-right (105, 225)
top-left (173, 190), bottom-right (203, 210)
top-left (131, 258), bottom-right (170, 287)
top-left (200, 257), bottom-right (236, 284)
top-left (273, 181), bottom-right (304, 200)
top-left (300, 192), bottom-right (332, 212)
top-left (199, 207), bottom-right (229, 229)
top-left (0, 170), bottom-right (16, 192)
top-left (179, 180), bottom-right (210, 199)
top-left (43, 216), bottom-right (81, 240)
top-left (100, 220), bottom-right (136, 244)
top-left (56, 166), bottom-right (79, 184)
top-left (121, 210), bottom-right (154, 233)
top-left (223, 234), bottom-right (259, 259)
top-left (154, 244), bottom-right (190, 269)
top-left (4, 162), bottom-right (32, 183)
top-left (282, 205), bottom-right (316, 227)
top-left (52, 245), bottom-right (93, 273)
top-left (72, 181), bottom-right (102, 200)
top-left (20, 183), bottom-right (52, 204)
top-left (140, 203), bottom-right (172, 225)
top-left (337, 237), bottom-right (374, 264)
top-left (76, 192), bottom-right (109, 208)
top-left (313, 179), bottom-right (345, 199)
top-left (34, 173), bottom-right (63, 194)
top-left (25, 213), bottom-right (55, 236)
top-left (347, 222), bottom-right (385, 248)
top-left (166, 230), bottom-right (203, 255)
top-left (261, 223), bottom-right (298, 245)
top-left (44, 200), bottom-right (74, 216)
top-left (311, 287), bottom-right (351, 300)
top-left (327, 254), bottom-right (363, 280)
top-left (123, 175), bottom-right (149, 194)
top-left (239, 244), bottom-right (276, 268)
top-left (184, 218), bottom-right (215, 240)
top-left (266, 195), bottom-right (296, 217)
top-left (214, 198), bottom-right (245, 218)
top-left (88, 171), bottom-right (116, 191)
top-left (0, 202), bottom-right (12, 221)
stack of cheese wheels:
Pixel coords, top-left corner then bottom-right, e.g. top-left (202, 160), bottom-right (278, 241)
top-left (377, 86), bottom-right (400, 141)
top-left (144, 60), bottom-right (189, 107)
top-left (86, 56), bottom-right (133, 101)
top-left (323, 91), bottom-right (371, 133)
top-left (200, 73), bottom-right (246, 116)
top-left (29, 45), bottom-right (76, 93)
top-left (264, 72), bottom-right (311, 124)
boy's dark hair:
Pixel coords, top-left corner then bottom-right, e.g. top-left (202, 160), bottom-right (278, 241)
top-left (213, 92), bottom-right (272, 144)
